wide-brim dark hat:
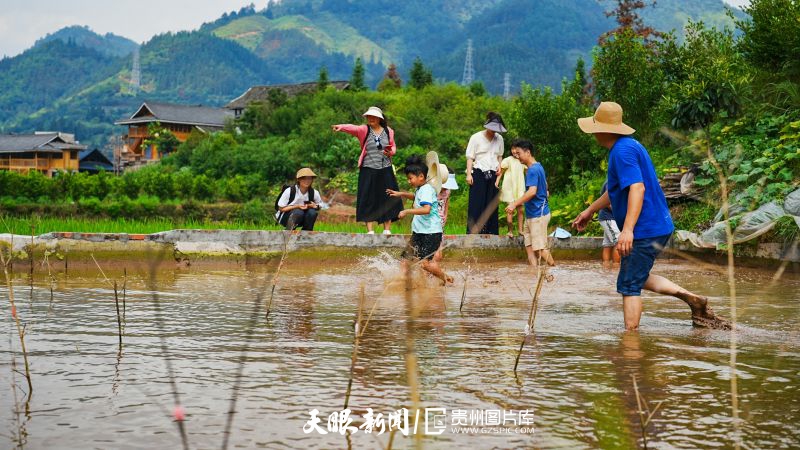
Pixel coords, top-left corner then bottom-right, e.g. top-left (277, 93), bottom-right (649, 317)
top-left (484, 118), bottom-right (507, 133)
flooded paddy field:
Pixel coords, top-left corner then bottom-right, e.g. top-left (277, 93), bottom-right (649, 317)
top-left (1, 254), bottom-right (798, 449)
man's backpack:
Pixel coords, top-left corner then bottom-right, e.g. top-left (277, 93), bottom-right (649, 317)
top-left (274, 185), bottom-right (316, 222)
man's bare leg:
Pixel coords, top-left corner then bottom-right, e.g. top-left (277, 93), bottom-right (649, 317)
top-left (643, 274), bottom-right (731, 329)
top-left (622, 295), bottom-right (643, 330)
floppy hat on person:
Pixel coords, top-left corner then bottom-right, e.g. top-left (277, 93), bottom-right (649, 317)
top-left (483, 117), bottom-right (507, 133)
top-left (296, 167), bottom-right (317, 179)
top-left (577, 102), bottom-right (636, 135)
top-left (362, 106), bottom-right (385, 120)
top-left (442, 173), bottom-right (459, 190)
top-left (425, 151), bottom-right (450, 194)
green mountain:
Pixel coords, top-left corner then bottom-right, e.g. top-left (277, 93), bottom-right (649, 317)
top-left (35, 25), bottom-right (139, 57)
top-left (0, 0), bottom-right (742, 149)
top-left (0, 39), bottom-right (122, 125)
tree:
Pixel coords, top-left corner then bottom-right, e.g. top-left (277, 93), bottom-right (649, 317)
top-left (660, 22), bottom-right (752, 130)
top-left (593, 28), bottom-right (665, 137)
top-left (736, 0), bottom-right (800, 82)
top-left (377, 63), bottom-right (402, 91)
top-left (468, 81), bottom-right (487, 97)
top-left (317, 66), bottom-right (330, 91)
top-left (408, 57), bottom-right (433, 89)
top-left (565, 57), bottom-right (590, 104)
top-left (350, 57), bottom-right (367, 91)
top-left (600, 0), bottom-right (664, 45)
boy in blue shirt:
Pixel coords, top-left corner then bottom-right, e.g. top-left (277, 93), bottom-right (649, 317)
top-left (572, 102), bottom-right (728, 330)
top-left (387, 155), bottom-right (453, 285)
top-left (505, 139), bottom-right (555, 267)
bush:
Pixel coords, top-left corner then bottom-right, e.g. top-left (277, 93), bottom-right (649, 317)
top-left (508, 84), bottom-right (599, 188)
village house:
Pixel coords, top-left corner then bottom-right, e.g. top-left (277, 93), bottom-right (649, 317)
top-left (78, 148), bottom-right (114, 174)
top-left (115, 101), bottom-right (234, 169)
top-left (226, 81), bottom-right (350, 117)
top-left (0, 132), bottom-right (86, 177)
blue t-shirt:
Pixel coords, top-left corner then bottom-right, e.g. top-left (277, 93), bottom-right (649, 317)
top-left (524, 162), bottom-right (550, 218)
top-left (598, 182), bottom-right (614, 221)
top-left (412, 183), bottom-right (443, 234)
top-left (607, 137), bottom-right (674, 239)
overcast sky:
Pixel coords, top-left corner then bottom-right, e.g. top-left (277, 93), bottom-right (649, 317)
top-left (0, 0), bottom-right (749, 58)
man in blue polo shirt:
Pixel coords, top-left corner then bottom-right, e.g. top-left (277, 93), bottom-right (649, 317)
top-left (571, 102), bottom-right (729, 330)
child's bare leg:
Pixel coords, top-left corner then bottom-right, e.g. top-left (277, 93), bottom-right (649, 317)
top-left (542, 249), bottom-right (555, 266)
top-left (525, 245), bottom-right (538, 267)
top-left (602, 247), bottom-right (613, 269)
top-left (421, 259), bottom-right (453, 284)
top-left (505, 205), bottom-right (514, 237)
top-left (517, 206), bottom-right (525, 235)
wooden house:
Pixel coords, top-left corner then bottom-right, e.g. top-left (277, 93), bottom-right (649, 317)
top-left (78, 149), bottom-right (114, 173)
top-left (226, 81), bottom-right (350, 117)
top-left (115, 101), bottom-right (234, 168)
top-left (0, 132), bottom-right (86, 177)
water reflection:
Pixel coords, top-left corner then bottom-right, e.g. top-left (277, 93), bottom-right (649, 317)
top-left (0, 258), bottom-right (797, 449)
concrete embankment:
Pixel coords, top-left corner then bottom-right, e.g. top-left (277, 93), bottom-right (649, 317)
top-left (0, 230), bottom-right (797, 269)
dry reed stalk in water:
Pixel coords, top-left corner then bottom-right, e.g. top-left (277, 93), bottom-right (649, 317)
top-left (459, 265), bottom-right (470, 312)
top-left (513, 265), bottom-right (546, 373)
top-left (1, 246), bottom-right (33, 396)
top-left (631, 374), bottom-right (663, 450)
top-left (707, 145), bottom-right (741, 449)
top-left (343, 285), bottom-right (365, 410)
top-left (265, 232), bottom-right (291, 319)
top-left (402, 265), bottom-right (423, 450)
top-left (91, 254), bottom-right (123, 346)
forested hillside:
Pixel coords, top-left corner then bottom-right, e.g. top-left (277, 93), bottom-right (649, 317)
top-left (0, 0), bottom-right (741, 148)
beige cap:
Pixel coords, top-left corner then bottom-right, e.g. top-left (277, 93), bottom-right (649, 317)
top-left (296, 167), bottom-right (317, 179)
top-left (578, 102), bottom-right (635, 135)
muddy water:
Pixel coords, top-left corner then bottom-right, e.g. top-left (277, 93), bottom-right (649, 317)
top-left (0, 255), bottom-right (798, 449)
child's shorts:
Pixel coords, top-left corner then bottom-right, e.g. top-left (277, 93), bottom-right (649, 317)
top-left (617, 234), bottom-right (671, 296)
top-left (403, 232), bottom-right (443, 261)
top-left (523, 214), bottom-right (550, 251)
top-left (600, 219), bottom-right (621, 248)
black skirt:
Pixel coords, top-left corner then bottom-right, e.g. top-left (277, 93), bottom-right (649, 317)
top-left (357, 166), bottom-right (403, 223)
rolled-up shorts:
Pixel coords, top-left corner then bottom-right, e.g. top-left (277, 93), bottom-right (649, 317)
top-left (617, 234), bottom-right (672, 296)
top-left (600, 219), bottom-right (621, 248)
top-left (403, 232), bottom-right (443, 261)
top-left (523, 214), bottom-right (550, 251)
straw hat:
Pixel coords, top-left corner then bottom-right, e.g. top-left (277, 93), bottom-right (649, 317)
top-left (425, 151), bottom-right (449, 194)
top-left (362, 106), bottom-right (385, 120)
top-left (296, 167), bottom-right (317, 179)
top-left (578, 102), bottom-right (635, 135)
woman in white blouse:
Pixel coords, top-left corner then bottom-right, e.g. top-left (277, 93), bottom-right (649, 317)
top-left (465, 111), bottom-right (506, 234)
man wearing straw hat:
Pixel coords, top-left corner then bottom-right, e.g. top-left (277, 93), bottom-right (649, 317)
top-left (571, 102), bottom-right (728, 330)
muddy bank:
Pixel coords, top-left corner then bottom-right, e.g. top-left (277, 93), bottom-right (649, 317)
top-left (0, 230), bottom-right (797, 270)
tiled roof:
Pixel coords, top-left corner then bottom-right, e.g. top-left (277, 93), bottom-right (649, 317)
top-left (0, 133), bottom-right (86, 154)
top-left (226, 81), bottom-right (350, 110)
top-left (116, 101), bottom-right (234, 127)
